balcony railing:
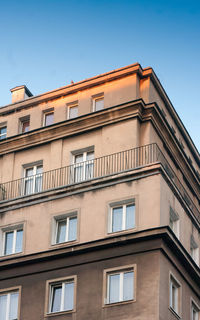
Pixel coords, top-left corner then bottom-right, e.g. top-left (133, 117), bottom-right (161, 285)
top-left (0, 143), bottom-right (199, 222)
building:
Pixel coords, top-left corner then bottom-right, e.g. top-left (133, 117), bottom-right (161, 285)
top-left (0, 63), bottom-right (199, 320)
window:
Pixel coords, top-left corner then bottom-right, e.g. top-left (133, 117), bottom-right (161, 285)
top-left (43, 111), bottom-right (54, 126)
top-left (0, 290), bottom-right (19, 320)
top-left (104, 266), bottom-right (135, 305)
top-left (20, 117), bottom-right (30, 133)
top-left (191, 301), bottom-right (199, 320)
top-left (93, 95), bottom-right (104, 111)
top-left (169, 275), bottom-right (181, 316)
top-left (169, 207), bottom-right (179, 239)
top-left (3, 226), bottom-right (23, 256)
top-left (72, 150), bottom-right (94, 183)
top-left (109, 201), bottom-right (135, 233)
top-left (191, 235), bottom-right (199, 265)
top-left (55, 214), bottom-right (77, 244)
top-left (47, 277), bottom-right (76, 314)
top-left (23, 164), bottom-right (43, 195)
top-left (68, 105), bottom-right (78, 119)
top-left (0, 126), bottom-right (7, 140)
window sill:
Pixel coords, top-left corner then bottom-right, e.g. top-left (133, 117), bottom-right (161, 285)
top-left (169, 307), bottom-right (181, 319)
top-left (50, 239), bottom-right (78, 249)
top-left (107, 227), bottom-right (137, 237)
top-left (45, 309), bottom-right (75, 317)
top-left (103, 299), bottom-right (135, 308)
top-left (0, 252), bottom-right (23, 260)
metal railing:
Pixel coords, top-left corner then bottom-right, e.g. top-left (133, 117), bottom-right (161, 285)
top-left (0, 143), bottom-right (199, 222)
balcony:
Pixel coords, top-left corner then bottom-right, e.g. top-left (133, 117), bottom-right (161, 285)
top-left (0, 143), bottom-right (199, 223)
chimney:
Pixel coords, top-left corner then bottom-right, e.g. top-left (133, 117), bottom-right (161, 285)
top-left (10, 85), bottom-right (33, 103)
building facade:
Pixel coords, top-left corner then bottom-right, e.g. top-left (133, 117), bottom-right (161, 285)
top-left (0, 63), bottom-right (199, 320)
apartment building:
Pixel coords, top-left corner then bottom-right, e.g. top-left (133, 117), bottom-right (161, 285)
top-left (0, 63), bottom-right (199, 320)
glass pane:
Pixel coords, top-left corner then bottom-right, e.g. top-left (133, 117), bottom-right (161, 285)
top-left (95, 98), bottom-right (104, 111)
top-left (35, 176), bottom-right (43, 193)
top-left (24, 178), bottom-right (33, 195)
top-left (64, 282), bottom-right (74, 311)
top-left (36, 166), bottom-right (43, 174)
top-left (9, 292), bottom-right (19, 320)
top-left (75, 154), bottom-right (83, 163)
top-left (74, 165), bottom-right (83, 182)
top-left (56, 220), bottom-right (66, 243)
top-left (123, 271), bottom-right (134, 301)
top-left (112, 207), bottom-right (123, 232)
top-left (85, 162), bottom-right (94, 180)
top-left (45, 113), bottom-right (54, 126)
top-left (108, 274), bottom-right (120, 303)
top-left (0, 127), bottom-right (7, 139)
top-left (15, 230), bottom-right (23, 253)
top-left (25, 168), bottom-right (33, 177)
top-left (51, 286), bottom-right (62, 313)
top-left (126, 204), bottom-right (135, 229)
top-left (5, 232), bottom-right (13, 255)
top-left (86, 152), bottom-right (94, 161)
top-left (0, 294), bottom-right (7, 320)
top-left (68, 217), bottom-right (77, 241)
top-left (69, 106), bottom-right (78, 119)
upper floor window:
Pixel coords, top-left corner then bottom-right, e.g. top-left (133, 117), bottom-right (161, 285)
top-left (46, 277), bottom-right (76, 315)
top-left (169, 207), bottom-right (180, 239)
top-left (72, 149), bottom-right (94, 183)
top-left (23, 163), bottom-right (43, 195)
top-left (20, 116), bottom-right (30, 133)
top-left (93, 95), bottom-right (104, 112)
top-left (0, 289), bottom-right (19, 320)
top-left (54, 213), bottom-right (77, 244)
top-left (109, 200), bottom-right (135, 234)
top-left (0, 126), bottom-right (7, 140)
top-left (169, 274), bottom-right (181, 316)
top-left (43, 111), bottom-right (54, 126)
top-left (68, 104), bottom-right (78, 119)
top-left (104, 265), bottom-right (135, 305)
top-left (191, 301), bottom-right (199, 320)
top-left (190, 235), bottom-right (199, 266)
top-left (2, 225), bottom-right (23, 256)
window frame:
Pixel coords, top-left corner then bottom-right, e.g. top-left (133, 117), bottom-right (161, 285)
top-left (108, 198), bottom-right (136, 234)
top-left (43, 110), bottom-right (54, 126)
top-left (191, 299), bottom-right (200, 320)
top-left (0, 125), bottom-right (7, 140)
top-left (19, 116), bottom-right (30, 133)
top-left (0, 286), bottom-right (21, 320)
top-left (103, 264), bottom-right (136, 307)
top-left (169, 273), bottom-right (182, 317)
top-left (190, 235), bottom-right (199, 266)
top-left (67, 102), bottom-right (78, 119)
top-left (169, 207), bottom-right (180, 239)
top-left (0, 223), bottom-right (24, 257)
top-left (92, 94), bottom-right (104, 112)
top-left (52, 211), bottom-right (79, 246)
top-left (45, 276), bottom-right (77, 316)
top-left (71, 147), bottom-right (94, 183)
top-left (23, 162), bottom-right (43, 195)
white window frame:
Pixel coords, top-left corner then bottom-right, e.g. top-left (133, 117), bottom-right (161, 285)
top-left (23, 163), bottom-right (43, 195)
top-left (72, 149), bottom-right (94, 183)
top-left (103, 265), bottom-right (136, 306)
top-left (191, 235), bottom-right (199, 266)
top-left (169, 274), bottom-right (181, 316)
top-left (46, 276), bottom-right (76, 315)
top-left (43, 110), bottom-right (54, 126)
top-left (108, 200), bottom-right (135, 234)
top-left (67, 104), bottom-right (78, 119)
top-left (191, 299), bottom-right (200, 320)
top-left (0, 126), bottom-right (7, 140)
top-left (92, 95), bottom-right (104, 112)
top-left (169, 207), bottom-right (180, 239)
top-left (2, 226), bottom-right (23, 256)
top-left (0, 288), bottom-right (20, 320)
top-left (54, 213), bottom-right (78, 245)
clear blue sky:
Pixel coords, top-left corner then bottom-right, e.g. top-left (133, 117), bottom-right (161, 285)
top-left (0, 0), bottom-right (199, 151)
